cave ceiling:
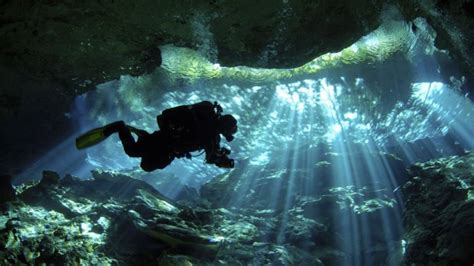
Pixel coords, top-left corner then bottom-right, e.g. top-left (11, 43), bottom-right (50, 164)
top-left (0, 0), bottom-right (386, 91)
top-left (1, 0), bottom-right (474, 94)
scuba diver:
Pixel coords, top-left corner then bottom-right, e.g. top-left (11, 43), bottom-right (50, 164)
top-left (75, 101), bottom-right (237, 171)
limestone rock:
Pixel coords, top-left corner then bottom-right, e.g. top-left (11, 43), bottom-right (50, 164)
top-left (401, 152), bottom-right (474, 265)
top-left (39, 170), bottom-right (60, 187)
top-left (5, 169), bottom-right (338, 264)
top-left (0, 0), bottom-right (385, 87)
top-left (0, 175), bottom-right (16, 204)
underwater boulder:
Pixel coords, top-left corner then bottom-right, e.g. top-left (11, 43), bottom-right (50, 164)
top-left (0, 166), bottom-right (410, 264)
top-left (402, 152), bottom-right (474, 265)
top-left (217, 243), bottom-right (323, 266)
top-left (0, 175), bottom-right (16, 204)
top-left (157, 255), bottom-right (196, 266)
top-left (312, 248), bottom-right (347, 266)
top-left (0, 204), bottom-right (113, 264)
top-left (173, 185), bottom-right (200, 205)
top-left (177, 207), bottom-right (213, 226)
top-left (128, 209), bottom-right (223, 258)
top-left (200, 170), bottom-right (241, 208)
top-left (38, 170), bottom-right (60, 187)
top-left (18, 171), bottom-right (76, 217)
top-left (282, 209), bottom-right (327, 249)
top-left (7, 170), bottom-right (229, 264)
top-left (90, 170), bottom-right (172, 202)
top-left (18, 170), bottom-right (179, 220)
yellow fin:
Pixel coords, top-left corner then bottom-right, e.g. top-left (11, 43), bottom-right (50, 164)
top-left (75, 126), bottom-right (108, 150)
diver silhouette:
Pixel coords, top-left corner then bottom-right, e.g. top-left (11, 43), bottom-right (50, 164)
top-left (76, 101), bottom-right (237, 171)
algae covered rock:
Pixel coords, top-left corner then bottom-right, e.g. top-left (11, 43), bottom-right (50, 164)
top-left (3, 169), bottom-right (306, 264)
top-left (0, 205), bottom-right (113, 265)
top-left (402, 152), bottom-right (474, 265)
top-left (200, 169), bottom-right (241, 207)
top-left (0, 163), bottom-right (409, 265)
top-left (39, 170), bottom-right (60, 187)
top-left (1, 170), bottom-right (187, 264)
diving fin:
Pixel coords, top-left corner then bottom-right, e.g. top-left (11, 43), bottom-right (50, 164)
top-left (76, 121), bottom-right (143, 150)
top-left (75, 126), bottom-right (110, 150)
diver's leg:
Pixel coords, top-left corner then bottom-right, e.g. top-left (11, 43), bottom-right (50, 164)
top-left (104, 121), bottom-right (144, 157)
top-left (103, 121), bottom-right (126, 137)
top-left (139, 131), bottom-right (174, 171)
top-left (140, 154), bottom-right (174, 172)
top-left (119, 129), bottom-right (144, 158)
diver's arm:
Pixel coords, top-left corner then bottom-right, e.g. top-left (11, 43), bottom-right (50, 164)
top-left (211, 151), bottom-right (234, 168)
top-left (204, 136), bottom-right (234, 168)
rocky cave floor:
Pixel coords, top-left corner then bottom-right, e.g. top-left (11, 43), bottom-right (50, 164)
top-left (0, 152), bottom-right (473, 265)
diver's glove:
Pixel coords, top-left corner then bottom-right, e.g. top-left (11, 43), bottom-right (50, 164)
top-left (219, 147), bottom-right (231, 155)
top-left (206, 148), bottom-right (234, 168)
top-left (173, 151), bottom-right (192, 159)
top-left (214, 157), bottom-right (234, 168)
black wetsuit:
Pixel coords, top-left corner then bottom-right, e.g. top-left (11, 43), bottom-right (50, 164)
top-left (115, 101), bottom-right (231, 171)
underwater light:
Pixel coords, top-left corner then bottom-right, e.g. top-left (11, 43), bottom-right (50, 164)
top-left (412, 82), bottom-right (444, 103)
top-left (350, 44), bottom-right (359, 53)
top-left (326, 124), bottom-right (342, 141)
top-left (275, 84), bottom-right (296, 103)
top-left (319, 78), bottom-right (337, 111)
top-left (363, 35), bottom-right (381, 48)
top-left (250, 152), bottom-right (271, 166)
top-left (401, 239), bottom-right (407, 255)
top-left (344, 112), bottom-right (358, 120)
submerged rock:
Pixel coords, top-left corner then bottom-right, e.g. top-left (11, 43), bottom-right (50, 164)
top-left (4, 169), bottom-right (344, 264)
top-left (39, 170), bottom-right (60, 187)
top-left (9, 151), bottom-right (473, 265)
top-left (0, 205), bottom-right (113, 265)
top-left (402, 152), bottom-right (474, 265)
top-left (1, 170), bottom-right (216, 264)
top-left (0, 175), bottom-right (16, 204)
top-left (200, 169), bottom-right (242, 208)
